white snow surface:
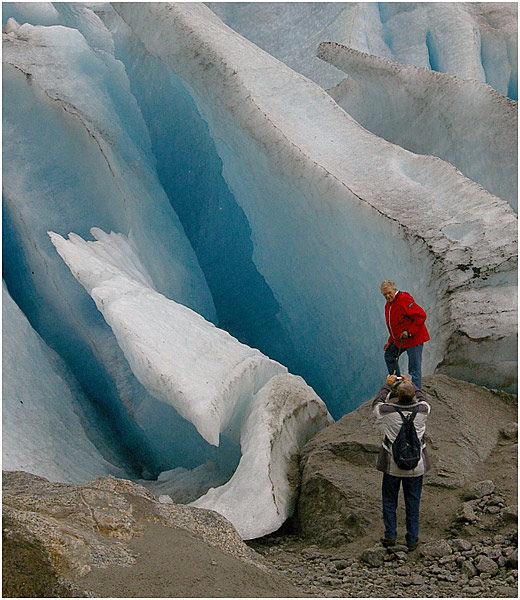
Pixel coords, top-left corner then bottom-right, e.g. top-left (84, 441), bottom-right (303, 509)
top-left (49, 228), bottom-right (286, 447)
top-left (115, 2), bottom-right (517, 392)
top-left (2, 282), bottom-right (125, 482)
top-left (319, 42), bottom-right (518, 208)
top-left (191, 373), bottom-right (332, 540)
top-left (139, 461), bottom-right (234, 505)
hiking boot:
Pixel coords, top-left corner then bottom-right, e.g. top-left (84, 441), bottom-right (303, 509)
top-left (407, 542), bottom-right (419, 552)
top-left (380, 537), bottom-right (396, 547)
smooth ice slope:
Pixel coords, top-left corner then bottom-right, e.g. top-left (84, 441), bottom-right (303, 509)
top-left (207, 2), bottom-right (517, 98)
top-left (192, 374), bottom-right (332, 540)
top-left (3, 19), bottom-right (217, 472)
top-left (49, 228), bottom-right (286, 447)
top-left (115, 2), bottom-right (517, 406)
top-left (3, 282), bottom-right (127, 483)
top-left (319, 42), bottom-right (518, 208)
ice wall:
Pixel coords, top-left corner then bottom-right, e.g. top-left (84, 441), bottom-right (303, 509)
top-left (2, 16), bottom-right (217, 474)
top-left (98, 8), bottom-right (298, 373)
top-left (207, 2), bottom-right (517, 99)
top-left (115, 2), bottom-right (517, 407)
top-left (319, 42), bottom-right (518, 208)
top-left (2, 283), bottom-right (128, 482)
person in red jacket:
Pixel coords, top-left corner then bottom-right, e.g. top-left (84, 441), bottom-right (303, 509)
top-left (380, 280), bottom-right (430, 390)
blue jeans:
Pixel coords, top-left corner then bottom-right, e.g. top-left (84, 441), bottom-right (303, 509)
top-left (385, 342), bottom-right (423, 390)
top-left (382, 473), bottom-right (423, 545)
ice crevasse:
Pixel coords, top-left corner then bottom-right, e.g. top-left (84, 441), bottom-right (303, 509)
top-left (113, 2), bottom-right (517, 397)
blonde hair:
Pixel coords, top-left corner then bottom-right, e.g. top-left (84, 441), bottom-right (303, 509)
top-left (380, 280), bottom-right (396, 292)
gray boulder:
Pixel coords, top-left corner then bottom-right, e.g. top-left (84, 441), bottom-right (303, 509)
top-left (502, 505), bottom-right (518, 523)
top-left (457, 502), bottom-right (479, 523)
top-left (420, 539), bottom-right (453, 558)
top-left (295, 375), bottom-right (517, 546)
top-left (452, 538), bottom-right (473, 551)
top-left (505, 548), bottom-right (518, 568)
top-left (359, 547), bottom-right (387, 567)
top-left (475, 555), bottom-right (499, 575)
top-left (461, 560), bottom-right (478, 577)
top-left (295, 399), bottom-right (381, 546)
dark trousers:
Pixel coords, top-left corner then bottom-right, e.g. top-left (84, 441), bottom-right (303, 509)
top-left (382, 473), bottom-right (423, 545)
top-left (384, 342), bottom-right (424, 390)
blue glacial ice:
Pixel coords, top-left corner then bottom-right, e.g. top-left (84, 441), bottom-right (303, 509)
top-left (2, 2), bottom-right (517, 538)
top-left (3, 15), bottom-right (218, 475)
top-left (114, 1), bottom-right (517, 403)
top-left (3, 282), bottom-right (128, 482)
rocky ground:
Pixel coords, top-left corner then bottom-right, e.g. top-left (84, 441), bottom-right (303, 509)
top-left (2, 472), bottom-right (300, 598)
top-left (250, 485), bottom-right (518, 598)
top-left (3, 375), bottom-right (518, 598)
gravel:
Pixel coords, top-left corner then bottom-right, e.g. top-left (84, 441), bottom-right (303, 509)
top-left (248, 486), bottom-right (518, 598)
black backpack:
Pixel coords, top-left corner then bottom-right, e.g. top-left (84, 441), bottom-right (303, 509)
top-left (391, 405), bottom-right (421, 470)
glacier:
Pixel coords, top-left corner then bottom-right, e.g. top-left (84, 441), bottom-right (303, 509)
top-left (2, 2), bottom-right (517, 539)
top-left (3, 13), bottom-right (219, 476)
top-left (113, 1), bottom-right (517, 400)
top-left (3, 282), bottom-right (128, 482)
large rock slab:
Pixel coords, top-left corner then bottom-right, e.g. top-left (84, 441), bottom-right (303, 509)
top-left (295, 374), bottom-right (517, 546)
top-left (2, 471), bottom-right (283, 597)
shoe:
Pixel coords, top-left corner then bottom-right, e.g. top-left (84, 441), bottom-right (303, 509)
top-left (380, 537), bottom-right (396, 547)
top-left (407, 542), bottom-right (419, 551)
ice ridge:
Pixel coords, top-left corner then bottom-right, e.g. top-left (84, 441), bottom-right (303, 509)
top-left (49, 228), bottom-right (287, 447)
top-left (49, 228), bottom-right (331, 539)
top-left (318, 42), bottom-right (518, 208)
top-left (207, 2), bottom-right (517, 99)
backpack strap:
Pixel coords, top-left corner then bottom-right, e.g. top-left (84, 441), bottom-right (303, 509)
top-left (393, 405), bottom-right (419, 423)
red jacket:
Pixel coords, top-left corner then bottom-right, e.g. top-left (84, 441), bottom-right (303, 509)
top-left (385, 291), bottom-right (430, 349)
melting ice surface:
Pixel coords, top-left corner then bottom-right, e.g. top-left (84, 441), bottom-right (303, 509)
top-left (2, 2), bottom-right (517, 538)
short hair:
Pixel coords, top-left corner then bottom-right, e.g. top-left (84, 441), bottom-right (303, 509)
top-left (395, 380), bottom-right (416, 404)
top-left (380, 280), bottom-right (396, 292)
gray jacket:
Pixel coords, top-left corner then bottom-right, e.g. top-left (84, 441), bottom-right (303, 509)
top-left (372, 383), bottom-right (431, 477)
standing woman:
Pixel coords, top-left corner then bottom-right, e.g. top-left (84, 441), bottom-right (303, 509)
top-left (380, 280), bottom-right (430, 390)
